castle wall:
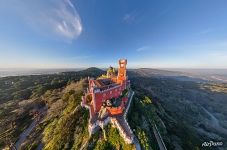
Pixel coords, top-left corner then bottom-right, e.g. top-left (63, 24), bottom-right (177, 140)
top-left (93, 82), bottom-right (127, 112)
top-left (81, 59), bottom-right (138, 147)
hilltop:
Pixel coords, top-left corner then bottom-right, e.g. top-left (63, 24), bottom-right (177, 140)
top-left (0, 67), bottom-right (226, 149)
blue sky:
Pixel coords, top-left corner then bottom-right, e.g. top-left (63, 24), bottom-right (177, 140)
top-left (0, 0), bottom-right (227, 68)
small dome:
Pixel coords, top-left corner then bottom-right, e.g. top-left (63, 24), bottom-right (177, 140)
top-left (107, 66), bottom-right (116, 77)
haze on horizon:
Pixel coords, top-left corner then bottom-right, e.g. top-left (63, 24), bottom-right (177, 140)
top-left (0, 0), bottom-right (227, 69)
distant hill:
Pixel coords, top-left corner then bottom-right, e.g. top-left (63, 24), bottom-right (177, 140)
top-left (128, 68), bottom-right (227, 83)
top-left (60, 67), bottom-right (105, 78)
top-left (128, 68), bottom-right (184, 77)
top-left (128, 68), bottom-right (206, 83)
top-left (81, 67), bottom-right (105, 75)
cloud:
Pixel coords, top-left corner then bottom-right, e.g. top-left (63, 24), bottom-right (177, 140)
top-left (158, 9), bottom-right (170, 17)
top-left (197, 28), bottom-right (214, 35)
top-left (123, 11), bottom-right (140, 24)
top-left (123, 14), bottom-right (136, 23)
top-left (210, 51), bottom-right (227, 60)
top-left (67, 55), bottom-right (92, 60)
top-left (18, 0), bottom-right (83, 41)
top-left (136, 46), bottom-right (149, 52)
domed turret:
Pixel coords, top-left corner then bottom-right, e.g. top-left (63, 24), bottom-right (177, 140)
top-left (107, 66), bottom-right (116, 78)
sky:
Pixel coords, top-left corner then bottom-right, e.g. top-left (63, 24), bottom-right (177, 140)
top-left (0, 0), bottom-right (227, 69)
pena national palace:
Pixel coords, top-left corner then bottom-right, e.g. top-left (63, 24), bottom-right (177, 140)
top-left (81, 59), bottom-right (138, 145)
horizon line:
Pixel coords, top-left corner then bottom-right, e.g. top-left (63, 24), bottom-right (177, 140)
top-left (0, 67), bottom-right (227, 70)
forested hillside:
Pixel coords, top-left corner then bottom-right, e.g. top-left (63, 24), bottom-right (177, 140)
top-left (129, 69), bottom-right (227, 150)
top-left (0, 68), bottom-right (104, 149)
top-left (1, 68), bottom-right (226, 150)
top-left (0, 68), bottom-right (137, 150)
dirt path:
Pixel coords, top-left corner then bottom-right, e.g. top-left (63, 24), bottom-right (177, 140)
top-left (15, 120), bottom-right (37, 149)
top-left (15, 106), bottom-right (47, 150)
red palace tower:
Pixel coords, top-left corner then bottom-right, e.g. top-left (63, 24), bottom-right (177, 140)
top-left (81, 59), bottom-right (135, 144)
